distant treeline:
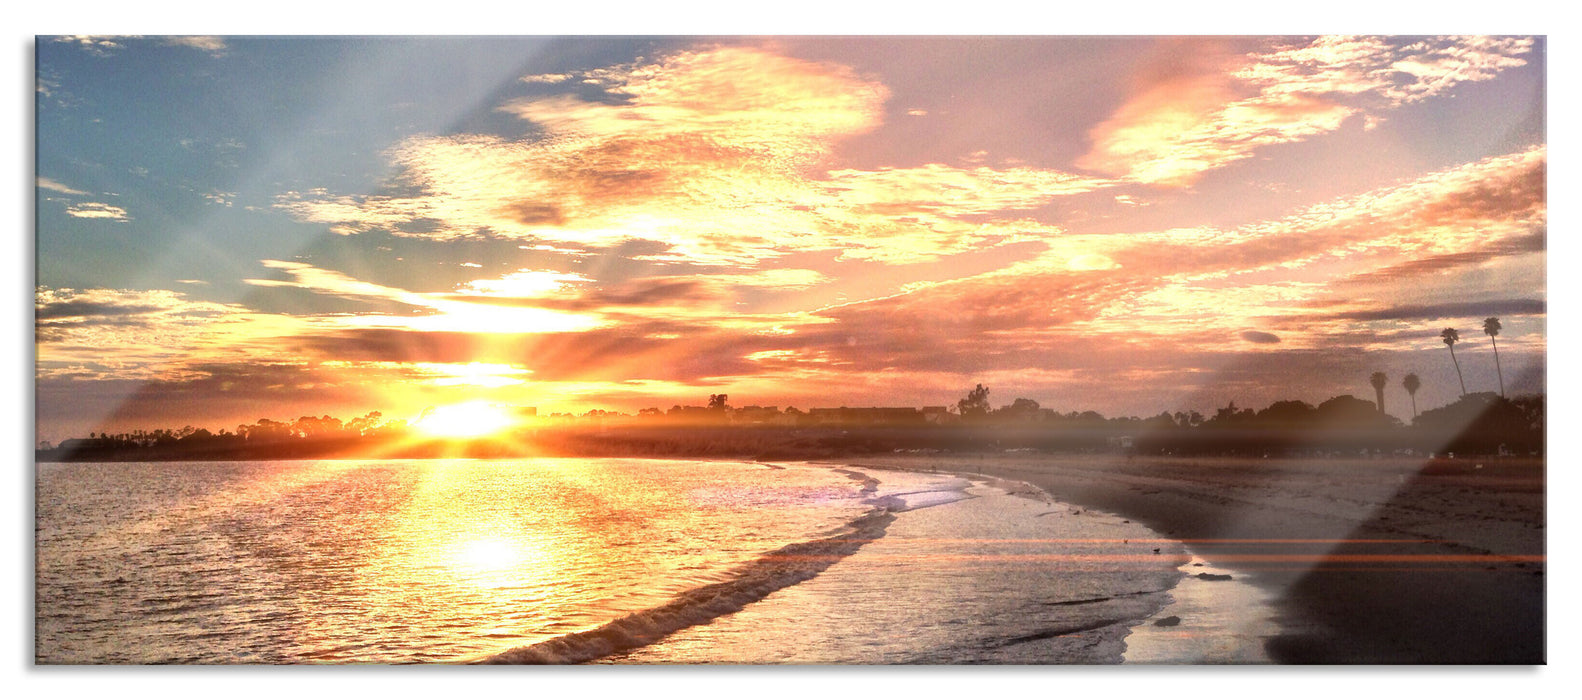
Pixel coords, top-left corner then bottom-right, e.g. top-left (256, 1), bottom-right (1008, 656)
top-left (36, 391), bottom-right (1543, 463)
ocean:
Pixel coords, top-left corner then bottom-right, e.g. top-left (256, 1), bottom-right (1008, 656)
top-left (35, 458), bottom-right (1263, 664)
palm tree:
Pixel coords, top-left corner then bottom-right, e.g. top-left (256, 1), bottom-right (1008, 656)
top-left (1442, 328), bottom-right (1467, 397)
top-left (1402, 372), bottom-right (1421, 420)
top-left (1369, 372), bottom-right (1387, 415)
top-left (1483, 317), bottom-right (1504, 397)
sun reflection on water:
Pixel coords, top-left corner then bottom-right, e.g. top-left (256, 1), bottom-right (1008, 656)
top-left (37, 458), bottom-right (885, 663)
top-left (448, 535), bottom-right (547, 589)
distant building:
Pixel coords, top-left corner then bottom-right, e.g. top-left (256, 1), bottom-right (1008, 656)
top-left (731, 406), bottom-right (782, 425)
top-left (807, 407), bottom-right (925, 426)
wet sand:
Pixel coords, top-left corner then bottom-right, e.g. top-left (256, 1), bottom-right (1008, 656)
top-left (842, 453), bottom-right (1545, 664)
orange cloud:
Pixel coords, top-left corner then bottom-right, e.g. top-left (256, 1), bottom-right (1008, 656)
top-left (279, 45), bottom-right (1110, 265)
top-left (43, 140), bottom-right (1544, 421)
top-left (823, 146), bottom-right (1546, 357)
top-left (245, 260), bottom-right (607, 335)
top-left (1080, 36), bottom-right (1535, 187)
top-left (35, 287), bottom-right (305, 381)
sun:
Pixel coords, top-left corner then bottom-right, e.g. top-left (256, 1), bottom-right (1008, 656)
top-left (414, 401), bottom-right (516, 439)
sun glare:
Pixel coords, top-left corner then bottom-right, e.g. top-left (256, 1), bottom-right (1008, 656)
top-left (458, 538), bottom-right (523, 571)
top-left (415, 401), bottom-right (516, 439)
top-left (444, 535), bottom-right (550, 590)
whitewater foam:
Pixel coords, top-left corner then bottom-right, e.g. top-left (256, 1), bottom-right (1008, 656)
top-left (597, 473), bottom-right (1187, 664)
top-left (480, 497), bottom-right (903, 664)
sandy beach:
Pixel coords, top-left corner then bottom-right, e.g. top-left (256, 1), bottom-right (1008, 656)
top-left (843, 453), bottom-right (1546, 664)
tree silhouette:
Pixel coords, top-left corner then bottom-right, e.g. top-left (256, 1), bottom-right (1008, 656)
top-left (1007, 397), bottom-right (1040, 412)
top-left (997, 397), bottom-right (1042, 421)
top-left (1484, 317), bottom-right (1505, 398)
top-left (1314, 395), bottom-right (1396, 428)
top-left (957, 384), bottom-right (991, 418)
top-left (1257, 399), bottom-right (1316, 427)
top-left (1402, 372), bottom-right (1421, 421)
top-left (708, 394), bottom-right (730, 411)
top-left (1369, 372), bottom-right (1387, 415)
top-left (1442, 328), bottom-right (1467, 397)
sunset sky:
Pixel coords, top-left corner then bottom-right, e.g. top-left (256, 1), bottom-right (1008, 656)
top-left (34, 35), bottom-right (1547, 443)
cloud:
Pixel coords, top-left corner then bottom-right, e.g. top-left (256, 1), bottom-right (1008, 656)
top-left (52, 35), bottom-right (128, 56)
top-left (162, 36), bottom-right (228, 54)
top-left (804, 145), bottom-right (1546, 371)
top-left (1066, 253), bottom-right (1121, 271)
top-left (35, 287), bottom-right (286, 380)
top-left (38, 177), bottom-right (89, 195)
top-left (707, 268), bottom-right (829, 290)
top-left (241, 258), bottom-right (834, 357)
top-left (1382, 36), bottom-right (1536, 103)
top-left (245, 260), bottom-right (606, 334)
top-left (245, 260), bottom-right (435, 309)
top-left (457, 278), bottom-right (710, 311)
top-left (36, 38), bottom-right (1546, 432)
top-left (1240, 330), bottom-right (1281, 344)
top-left (278, 45), bottom-right (1109, 266)
top-left (1342, 233), bottom-right (1545, 283)
top-left (44, 136), bottom-right (1544, 425)
top-left (1079, 36), bottom-right (1535, 186)
top-left (216, 254), bottom-right (846, 392)
top-left (285, 324), bottom-right (766, 385)
top-left (1257, 146), bottom-right (1546, 273)
top-left (806, 164), bottom-right (1111, 261)
top-left (1299, 298), bottom-right (1545, 324)
top-left (451, 270), bottom-right (593, 299)
top-left (507, 46), bottom-right (889, 151)
top-left (51, 35), bottom-right (230, 57)
top-left (36, 361), bottom-right (401, 439)
top-left (1085, 145), bottom-right (1546, 288)
top-left (1076, 38), bottom-right (1251, 186)
top-left (66, 202), bottom-right (130, 221)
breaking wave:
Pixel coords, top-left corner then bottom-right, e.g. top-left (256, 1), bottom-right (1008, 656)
top-left (479, 496), bottom-right (903, 664)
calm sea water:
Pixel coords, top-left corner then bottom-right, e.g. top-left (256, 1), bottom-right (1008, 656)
top-left (36, 459), bottom-right (1192, 664)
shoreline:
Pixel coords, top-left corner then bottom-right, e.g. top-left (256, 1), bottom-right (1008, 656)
top-left (1119, 551), bottom-right (1279, 664)
top-left (839, 453), bottom-right (1545, 664)
top-left (837, 460), bottom-right (1277, 664)
top-left (596, 465), bottom-right (1190, 664)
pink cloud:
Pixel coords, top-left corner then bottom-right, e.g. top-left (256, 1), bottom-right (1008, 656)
top-left (280, 45), bottom-right (1110, 266)
top-left (1080, 36), bottom-right (1535, 187)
